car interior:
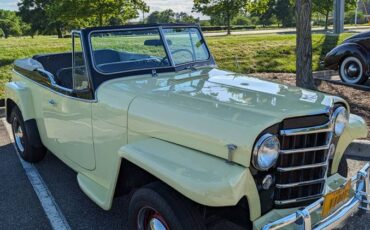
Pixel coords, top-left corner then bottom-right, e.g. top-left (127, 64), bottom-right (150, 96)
top-left (32, 48), bottom-right (170, 89)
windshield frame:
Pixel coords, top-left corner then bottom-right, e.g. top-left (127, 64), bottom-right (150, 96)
top-left (87, 25), bottom-right (212, 76)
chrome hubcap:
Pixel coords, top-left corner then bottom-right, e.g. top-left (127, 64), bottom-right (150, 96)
top-left (137, 207), bottom-right (169, 230)
top-left (341, 57), bottom-right (363, 83)
top-left (346, 63), bottom-right (360, 78)
top-left (147, 218), bottom-right (167, 230)
top-left (12, 117), bottom-right (25, 152)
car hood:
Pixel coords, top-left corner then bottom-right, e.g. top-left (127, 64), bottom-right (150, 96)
top-left (117, 68), bottom-right (334, 166)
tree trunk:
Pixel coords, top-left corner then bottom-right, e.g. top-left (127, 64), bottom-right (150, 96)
top-left (56, 27), bottom-right (63, 39)
top-left (325, 11), bottom-right (329, 30)
top-left (295, 0), bottom-right (315, 89)
top-left (227, 12), bottom-right (231, 35)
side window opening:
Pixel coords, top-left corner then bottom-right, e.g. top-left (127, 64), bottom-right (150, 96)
top-left (73, 33), bottom-right (89, 90)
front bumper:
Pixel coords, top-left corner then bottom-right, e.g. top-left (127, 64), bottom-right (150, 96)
top-left (262, 163), bottom-right (370, 230)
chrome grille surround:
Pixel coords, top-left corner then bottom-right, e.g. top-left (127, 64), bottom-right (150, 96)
top-left (274, 117), bottom-right (334, 206)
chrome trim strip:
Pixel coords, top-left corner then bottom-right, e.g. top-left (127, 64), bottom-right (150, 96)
top-left (277, 162), bottom-right (328, 172)
top-left (263, 163), bottom-right (370, 230)
top-left (280, 144), bottom-right (330, 154)
top-left (274, 194), bottom-right (324, 205)
top-left (280, 121), bottom-right (333, 136)
top-left (12, 70), bottom-right (98, 103)
top-left (276, 178), bottom-right (325, 188)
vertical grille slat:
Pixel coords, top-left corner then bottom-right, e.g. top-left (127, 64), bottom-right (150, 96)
top-left (275, 114), bottom-right (332, 207)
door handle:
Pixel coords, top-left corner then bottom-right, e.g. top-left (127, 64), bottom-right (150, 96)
top-left (48, 99), bottom-right (57, 105)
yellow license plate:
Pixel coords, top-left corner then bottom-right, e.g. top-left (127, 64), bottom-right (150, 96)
top-left (322, 182), bottom-right (352, 217)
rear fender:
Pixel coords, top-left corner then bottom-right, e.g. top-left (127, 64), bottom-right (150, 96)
top-left (325, 43), bottom-right (369, 73)
top-left (5, 81), bottom-right (35, 121)
top-left (118, 138), bottom-right (261, 221)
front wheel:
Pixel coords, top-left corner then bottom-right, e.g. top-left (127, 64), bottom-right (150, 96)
top-left (128, 182), bottom-right (206, 230)
top-left (339, 56), bottom-right (368, 85)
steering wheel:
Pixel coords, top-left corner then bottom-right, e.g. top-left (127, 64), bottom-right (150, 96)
top-left (171, 49), bottom-right (195, 62)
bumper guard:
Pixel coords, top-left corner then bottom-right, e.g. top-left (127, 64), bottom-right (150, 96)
top-left (262, 163), bottom-right (370, 230)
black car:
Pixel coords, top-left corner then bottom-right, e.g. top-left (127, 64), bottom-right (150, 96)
top-left (324, 31), bottom-right (370, 85)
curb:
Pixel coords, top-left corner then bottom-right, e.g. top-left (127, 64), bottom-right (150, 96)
top-left (345, 140), bottom-right (370, 160)
top-left (312, 70), bottom-right (337, 79)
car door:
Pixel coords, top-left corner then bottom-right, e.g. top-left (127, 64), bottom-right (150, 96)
top-left (42, 32), bottom-right (95, 170)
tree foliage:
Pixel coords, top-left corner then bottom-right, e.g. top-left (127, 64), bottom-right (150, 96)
top-left (17, 0), bottom-right (149, 37)
top-left (193, 0), bottom-right (248, 34)
top-left (0, 10), bottom-right (23, 38)
top-left (312, 0), bottom-right (357, 30)
top-left (248, 0), bottom-right (295, 27)
top-left (146, 10), bottom-right (198, 24)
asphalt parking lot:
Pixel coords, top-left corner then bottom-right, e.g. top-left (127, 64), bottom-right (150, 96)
top-left (0, 117), bottom-right (369, 230)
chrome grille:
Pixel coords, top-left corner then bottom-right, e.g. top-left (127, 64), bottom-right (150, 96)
top-left (274, 118), bottom-right (333, 206)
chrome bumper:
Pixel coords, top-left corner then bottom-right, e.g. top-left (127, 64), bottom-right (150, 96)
top-left (262, 163), bottom-right (370, 230)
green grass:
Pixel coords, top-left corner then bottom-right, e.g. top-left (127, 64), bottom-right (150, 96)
top-left (0, 33), bottom-right (353, 98)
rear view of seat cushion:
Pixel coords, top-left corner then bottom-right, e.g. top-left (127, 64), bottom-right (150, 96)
top-left (56, 68), bottom-right (73, 89)
top-left (33, 53), bottom-right (72, 77)
top-left (93, 49), bottom-right (121, 65)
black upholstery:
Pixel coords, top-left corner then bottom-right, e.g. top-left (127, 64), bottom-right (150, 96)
top-left (55, 68), bottom-right (73, 89)
top-left (93, 49), bottom-right (121, 65)
top-left (33, 53), bottom-right (72, 77)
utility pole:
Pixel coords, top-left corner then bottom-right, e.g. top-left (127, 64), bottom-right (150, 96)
top-left (333, 0), bottom-right (345, 34)
top-left (355, 0), bottom-right (360, 25)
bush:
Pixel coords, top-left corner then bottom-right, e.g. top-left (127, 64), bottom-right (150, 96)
top-left (201, 25), bottom-right (256, 32)
top-left (345, 10), bottom-right (366, 24)
top-left (0, 28), bottom-right (4, 38)
top-left (232, 15), bottom-right (251, 26)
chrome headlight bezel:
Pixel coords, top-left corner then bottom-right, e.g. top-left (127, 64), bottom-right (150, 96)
top-left (252, 133), bottom-right (280, 171)
top-left (333, 106), bottom-right (349, 136)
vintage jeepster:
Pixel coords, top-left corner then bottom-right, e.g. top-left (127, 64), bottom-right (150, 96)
top-left (5, 24), bottom-right (370, 230)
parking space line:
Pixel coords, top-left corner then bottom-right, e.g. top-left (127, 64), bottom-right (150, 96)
top-left (3, 119), bottom-right (71, 230)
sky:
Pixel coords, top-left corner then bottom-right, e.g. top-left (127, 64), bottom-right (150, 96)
top-left (0, 0), bottom-right (207, 19)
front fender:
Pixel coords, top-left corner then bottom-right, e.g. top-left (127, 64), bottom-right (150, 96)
top-left (5, 81), bottom-right (35, 121)
top-left (118, 138), bottom-right (261, 221)
top-left (331, 114), bottom-right (368, 174)
top-left (324, 43), bottom-right (369, 72)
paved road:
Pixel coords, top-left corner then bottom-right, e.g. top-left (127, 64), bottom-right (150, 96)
top-left (0, 118), bottom-right (369, 229)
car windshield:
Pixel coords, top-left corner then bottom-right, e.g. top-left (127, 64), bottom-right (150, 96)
top-left (90, 27), bottom-right (210, 74)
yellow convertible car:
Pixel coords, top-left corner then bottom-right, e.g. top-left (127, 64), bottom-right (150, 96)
top-left (5, 24), bottom-right (370, 229)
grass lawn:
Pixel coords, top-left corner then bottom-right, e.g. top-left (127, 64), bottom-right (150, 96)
top-left (0, 33), bottom-right (353, 98)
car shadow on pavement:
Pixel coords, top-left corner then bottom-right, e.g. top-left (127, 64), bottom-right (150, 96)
top-left (35, 152), bottom-right (130, 229)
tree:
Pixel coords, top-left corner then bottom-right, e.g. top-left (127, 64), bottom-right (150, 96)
top-left (18, 0), bottom-right (66, 38)
top-left (247, 0), bottom-right (278, 27)
top-left (45, 0), bottom-right (149, 32)
top-left (175, 12), bottom-right (198, 23)
top-left (193, 0), bottom-right (248, 35)
top-left (296, 0), bottom-right (315, 89)
top-left (0, 10), bottom-right (22, 38)
top-left (275, 0), bottom-right (295, 27)
top-left (312, 0), bottom-right (357, 30)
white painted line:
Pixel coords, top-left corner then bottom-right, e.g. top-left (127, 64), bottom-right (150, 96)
top-left (3, 119), bottom-right (71, 230)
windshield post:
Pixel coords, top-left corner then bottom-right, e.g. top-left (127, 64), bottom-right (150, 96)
top-left (159, 27), bottom-right (175, 67)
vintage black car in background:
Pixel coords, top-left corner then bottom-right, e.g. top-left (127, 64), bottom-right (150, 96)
top-left (324, 31), bottom-right (370, 85)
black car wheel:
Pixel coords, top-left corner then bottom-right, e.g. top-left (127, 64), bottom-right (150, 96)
top-left (10, 107), bottom-right (47, 163)
top-left (128, 182), bottom-right (206, 230)
top-left (339, 56), bottom-right (368, 85)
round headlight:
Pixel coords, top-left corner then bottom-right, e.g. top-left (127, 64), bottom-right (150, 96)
top-left (333, 106), bottom-right (349, 136)
top-left (253, 134), bottom-right (280, 171)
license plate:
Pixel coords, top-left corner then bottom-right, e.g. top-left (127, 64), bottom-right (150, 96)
top-left (322, 182), bottom-right (352, 217)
